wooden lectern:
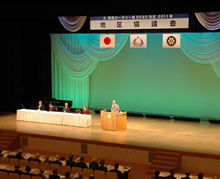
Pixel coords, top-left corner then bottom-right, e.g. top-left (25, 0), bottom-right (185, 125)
top-left (100, 110), bottom-right (127, 131)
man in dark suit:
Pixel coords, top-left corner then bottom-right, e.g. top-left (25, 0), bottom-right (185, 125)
top-left (75, 157), bottom-right (88, 169)
top-left (49, 103), bottom-right (56, 111)
top-left (50, 158), bottom-right (62, 166)
top-left (97, 160), bottom-right (108, 173)
top-left (49, 169), bottom-right (60, 179)
top-left (27, 153), bottom-right (41, 163)
top-left (109, 163), bottom-right (125, 179)
top-left (165, 169), bottom-right (176, 179)
top-left (66, 154), bottom-right (75, 167)
top-left (152, 170), bottom-right (164, 179)
top-left (15, 149), bottom-right (24, 160)
top-left (198, 173), bottom-right (203, 179)
top-left (64, 172), bottom-right (71, 179)
top-left (14, 165), bottom-right (24, 175)
top-left (62, 102), bottom-right (70, 113)
top-left (37, 100), bottom-right (45, 110)
top-left (181, 171), bottom-right (191, 179)
top-left (89, 158), bottom-right (99, 170)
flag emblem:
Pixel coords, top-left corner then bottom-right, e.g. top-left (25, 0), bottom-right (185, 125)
top-left (133, 36), bottom-right (144, 46)
top-left (130, 34), bottom-right (147, 48)
top-left (100, 34), bottom-right (115, 48)
top-left (166, 36), bottom-right (176, 46)
top-left (163, 34), bottom-right (181, 48)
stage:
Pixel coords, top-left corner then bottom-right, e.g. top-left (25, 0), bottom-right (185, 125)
top-left (1, 112), bottom-right (220, 156)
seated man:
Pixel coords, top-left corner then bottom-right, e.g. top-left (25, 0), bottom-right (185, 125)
top-left (81, 105), bottom-right (91, 115)
top-left (89, 157), bottom-right (99, 170)
top-left (97, 160), bottom-right (107, 173)
top-left (89, 175), bottom-right (94, 179)
top-left (49, 103), bottom-right (56, 111)
top-left (64, 172), bottom-right (71, 179)
top-left (181, 171), bottom-right (191, 179)
top-left (198, 173), bottom-right (203, 179)
top-left (62, 102), bottom-right (70, 113)
top-left (25, 165), bottom-right (31, 174)
top-left (152, 170), bottom-right (164, 179)
top-left (66, 154), bottom-right (75, 167)
top-left (28, 153), bottom-right (41, 163)
top-left (14, 165), bottom-right (23, 175)
top-left (111, 100), bottom-right (120, 113)
top-left (109, 162), bottom-right (125, 179)
top-left (50, 155), bottom-right (64, 166)
top-left (7, 149), bottom-right (24, 160)
top-left (37, 100), bottom-right (45, 110)
top-left (75, 157), bottom-right (88, 169)
top-left (49, 169), bottom-right (60, 179)
top-left (165, 169), bottom-right (176, 179)
top-left (15, 149), bottom-right (24, 160)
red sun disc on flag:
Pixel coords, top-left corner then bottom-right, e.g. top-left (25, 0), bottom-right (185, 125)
top-left (104, 37), bottom-right (111, 45)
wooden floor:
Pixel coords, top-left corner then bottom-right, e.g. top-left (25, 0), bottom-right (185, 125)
top-left (1, 112), bottom-right (220, 155)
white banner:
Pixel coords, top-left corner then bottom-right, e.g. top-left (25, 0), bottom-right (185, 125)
top-left (163, 34), bottom-right (181, 48)
top-left (91, 14), bottom-right (189, 30)
top-left (130, 34), bottom-right (147, 48)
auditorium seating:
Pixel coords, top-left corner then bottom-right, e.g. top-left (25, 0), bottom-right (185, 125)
top-left (31, 176), bottom-right (42, 179)
top-left (83, 168), bottom-right (93, 177)
top-left (29, 160), bottom-right (40, 168)
top-left (0, 157), bottom-right (9, 164)
top-left (106, 171), bottom-right (118, 179)
top-left (39, 162), bottom-right (50, 170)
top-left (8, 173), bottom-right (19, 179)
top-left (72, 166), bottom-right (82, 174)
top-left (0, 171), bottom-right (8, 179)
top-left (150, 170), bottom-right (214, 179)
top-left (0, 149), bottom-right (132, 179)
top-left (19, 159), bottom-right (29, 167)
top-left (94, 170), bottom-right (106, 179)
top-left (20, 174), bottom-right (31, 179)
top-left (50, 163), bottom-right (61, 173)
top-left (9, 158), bottom-right (19, 166)
top-left (60, 165), bottom-right (71, 175)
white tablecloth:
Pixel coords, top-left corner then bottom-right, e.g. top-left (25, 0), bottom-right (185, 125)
top-left (16, 109), bottom-right (92, 128)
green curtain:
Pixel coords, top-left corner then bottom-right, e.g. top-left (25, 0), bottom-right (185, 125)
top-left (50, 33), bottom-right (129, 108)
top-left (51, 48), bottom-right (89, 108)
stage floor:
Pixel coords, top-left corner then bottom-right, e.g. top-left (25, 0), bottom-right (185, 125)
top-left (1, 112), bottom-right (220, 155)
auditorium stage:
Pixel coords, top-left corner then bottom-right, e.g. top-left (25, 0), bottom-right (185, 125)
top-left (1, 112), bottom-right (220, 156)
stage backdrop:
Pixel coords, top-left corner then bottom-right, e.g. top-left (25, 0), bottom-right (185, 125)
top-left (51, 33), bottom-right (220, 119)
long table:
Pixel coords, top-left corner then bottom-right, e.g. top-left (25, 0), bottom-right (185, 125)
top-left (16, 109), bottom-right (92, 128)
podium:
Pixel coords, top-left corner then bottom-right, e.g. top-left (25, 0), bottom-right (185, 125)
top-left (100, 110), bottom-right (127, 131)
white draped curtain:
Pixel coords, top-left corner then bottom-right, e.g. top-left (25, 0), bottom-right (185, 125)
top-left (58, 16), bottom-right (87, 32)
top-left (195, 12), bottom-right (220, 31)
top-left (181, 32), bottom-right (220, 78)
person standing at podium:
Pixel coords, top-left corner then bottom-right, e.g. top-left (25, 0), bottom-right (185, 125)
top-left (111, 100), bottom-right (120, 113)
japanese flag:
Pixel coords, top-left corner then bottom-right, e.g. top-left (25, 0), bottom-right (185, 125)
top-left (100, 34), bottom-right (115, 48)
top-left (163, 34), bottom-right (181, 48)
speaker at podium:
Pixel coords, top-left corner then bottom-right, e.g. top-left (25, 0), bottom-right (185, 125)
top-left (100, 110), bottom-right (127, 131)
